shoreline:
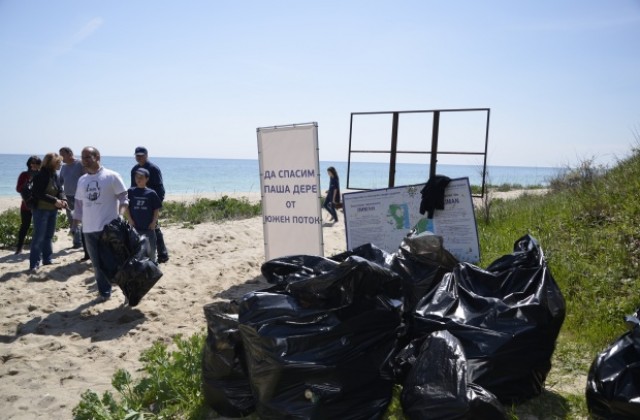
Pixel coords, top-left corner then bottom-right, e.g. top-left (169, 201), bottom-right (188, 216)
top-left (0, 188), bottom-right (547, 215)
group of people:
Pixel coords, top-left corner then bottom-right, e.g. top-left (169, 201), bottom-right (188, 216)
top-left (15, 146), bottom-right (169, 303)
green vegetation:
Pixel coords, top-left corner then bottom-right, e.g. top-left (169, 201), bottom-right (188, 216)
top-left (161, 196), bottom-right (261, 227)
top-left (0, 210), bottom-right (70, 249)
top-left (2, 159), bottom-right (637, 418)
top-left (72, 334), bottom-right (208, 420)
top-left (469, 182), bottom-right (546, 195)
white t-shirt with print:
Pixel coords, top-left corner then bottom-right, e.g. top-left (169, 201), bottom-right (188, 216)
top-left (76, 167), bottom-right (128, 233)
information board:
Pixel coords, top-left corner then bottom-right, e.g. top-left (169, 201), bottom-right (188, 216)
top-left (342, 178), bottom-right (479, 262)
top-left (257, 123), bottom-right (323, 260)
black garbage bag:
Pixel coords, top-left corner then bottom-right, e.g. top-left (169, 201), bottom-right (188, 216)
top-left (390, 231), bottom-right (458, 316)
top-left (114, 257), bottom-right (163, 307)
top-left (400, 331), bottom-right (507, 420)
top-left (202, 301), bottom-right (255, 417)
top-left (330, 243), bottom-right (392, 266)
top-left (411, 234), bottom-right (566, 403)
top-left (261, 255), bottom-right (339, 286)
top-left (99, 217), bottom-right (143, 280)
top-left (586, 311), bottom-right (640, 419)
top-left (239, 255), bottom-right (404, 420)
top-left (99, 217), bottom-right (162, 305)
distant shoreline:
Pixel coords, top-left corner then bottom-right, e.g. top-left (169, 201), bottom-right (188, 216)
top-left (0, 188), bottom-right (548, 215)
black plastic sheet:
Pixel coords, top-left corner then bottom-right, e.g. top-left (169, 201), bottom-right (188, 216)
top-left (202, 301), bottom-right (255, 417)
top-left (410, 234), bottom-right (566, 403)
top-left (239, 255), bottom-right (404, 419)
top-left (586, 311), bottom-right (640, 419)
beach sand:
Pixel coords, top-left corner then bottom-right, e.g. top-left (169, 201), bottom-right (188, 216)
top-left (0, 188), bottom-right (544, 419)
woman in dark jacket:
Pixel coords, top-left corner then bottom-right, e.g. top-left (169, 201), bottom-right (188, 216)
top-left (15, 155), bottom-right (41, 254)
top-left (323, 166), bottom-right (341, 223)
top-left (29, 152), bottom-right (67, 272)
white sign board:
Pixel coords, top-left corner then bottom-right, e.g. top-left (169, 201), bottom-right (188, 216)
top-left (257, 123), bottom-right (323, 260)
top-left (342, 178), bottom-right (480, 262)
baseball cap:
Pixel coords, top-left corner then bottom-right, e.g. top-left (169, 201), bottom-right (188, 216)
top-left (135, 146), bottom-right (148, 155)
top-left (135, 168), bottom-right (150, 177)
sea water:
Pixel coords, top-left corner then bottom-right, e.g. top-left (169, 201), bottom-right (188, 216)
top-left (0, 154), bottom-right (564, 197)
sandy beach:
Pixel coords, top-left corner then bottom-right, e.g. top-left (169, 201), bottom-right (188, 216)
top-left (0, 188), bottom-right (546, 419)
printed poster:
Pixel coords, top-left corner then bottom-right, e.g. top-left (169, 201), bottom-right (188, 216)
top-left (342, 178), bottom-right (480, 262)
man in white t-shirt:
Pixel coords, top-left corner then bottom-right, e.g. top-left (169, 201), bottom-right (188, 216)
top-left (74, 147), bottom-right (129, 303)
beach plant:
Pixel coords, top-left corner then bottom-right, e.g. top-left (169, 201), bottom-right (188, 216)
top-left (161, 196), bottom-right (261, 226)
top-left (0, 208), bottom-right (25, 248)
top-left (73, 334), bottom-right (209, 420)
top-left (0, 209), bottom-right (70, 249)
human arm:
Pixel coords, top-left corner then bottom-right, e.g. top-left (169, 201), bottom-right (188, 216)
top-left (149, 208), bottom-right (159, 230)
top-left (117, 191), bottom-right (129, 217)
top-left (73, 197), bottom-right (83, 230)
top-left (148, 164), bottom-right (165, 201)
top-left (16, 172), bottom-right (29, 194)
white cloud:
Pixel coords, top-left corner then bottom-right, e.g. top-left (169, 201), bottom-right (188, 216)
top-left (49, 17), bottom-right (103, 59)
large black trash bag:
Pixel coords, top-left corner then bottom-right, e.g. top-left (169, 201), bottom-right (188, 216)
top-left (330, 243), bottom-right (392, 266)
top-left (400, 331), bottom-right (507, 420)
top-left (202, 301), bottom-right (255, 417)
top-left (390, 231), bottom-right (458, 316)
top-left (99, 217), bottom-right (143, 280)
top-left (239, 255), bottom-right (404, 420)
top-left (586, 310), bottom-right (640, 419)
top-left (99, 217), bottom-right (162, 305)
top-left (411, 234), bottom-right (566, 403)
top-left (261, 255), bottom-right (339, 286)
top-left (114, 257), bottom-right (163, 307)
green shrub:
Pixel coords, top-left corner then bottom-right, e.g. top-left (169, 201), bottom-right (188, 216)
top-left (161, 196), bottom-right (261, 226)
top-left (0, 209), bottom-right (70, 249)
top-left (73, 334), bottom-right (209, 420)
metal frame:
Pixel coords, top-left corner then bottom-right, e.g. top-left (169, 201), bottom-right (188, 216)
top-left (347, 108), bottom-right (491, 197)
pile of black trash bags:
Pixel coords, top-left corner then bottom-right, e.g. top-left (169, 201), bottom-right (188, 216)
top-left (586, 309), bottom-right (640, 419)
top-left (98, 217), bottom-right (163, 307)
top-left (202, 233), bottom-right (567, 419)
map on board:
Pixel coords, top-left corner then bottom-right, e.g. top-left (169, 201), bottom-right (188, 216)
top-left (342, 178), bottom-right (480, 263)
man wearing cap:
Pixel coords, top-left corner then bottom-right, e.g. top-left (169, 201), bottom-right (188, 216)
top-left (126, 167), bottom-right (162, 263)
top-left (131, 146), bottom-right (169, 263)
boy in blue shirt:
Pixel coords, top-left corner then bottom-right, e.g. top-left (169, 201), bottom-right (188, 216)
top-left (126, 168), bottom-right (162, 263)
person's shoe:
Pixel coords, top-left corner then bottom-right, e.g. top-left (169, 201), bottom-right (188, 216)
top-left (80, 255), bottom-right (90, 261)
top-left (42, 259), bottom-right (56, 266)
top-left (157, 256), bottom-right (169, 264)
top-left (15, 247), bottom-right (23, 255)
top-left (72, 243), bottom-right (82, 249)
top-left (95, 294), bottom-right (111, 304)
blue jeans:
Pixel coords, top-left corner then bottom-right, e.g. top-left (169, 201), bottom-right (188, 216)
top-left (83, 231), bottom-right (112, 297)
top-left (29, 209), bottom-right (58, 269)
top-left (138, 229), bottom-right (157, 263)
top-left (323, 196), bottom-right (338, 221)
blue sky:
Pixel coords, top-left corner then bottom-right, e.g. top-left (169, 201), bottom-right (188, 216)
top-left (0, 1), bottom-right (638, 168)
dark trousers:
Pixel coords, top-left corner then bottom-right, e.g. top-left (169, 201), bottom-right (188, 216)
top-left (156, 225), bottom-right (168, 259)
top-left (16, 209), bottom-right (32, 251)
